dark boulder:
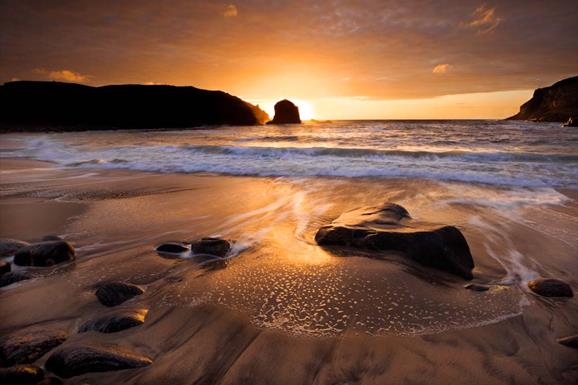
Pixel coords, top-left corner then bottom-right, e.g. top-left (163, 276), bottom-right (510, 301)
top-left (0, 239), bottom-right (30, 258)
top-left (155, 242), bottom-right (190, 254)
top-left (0, 329), bottom-right (67, 366)
top-left (190, 237), bottom-right (231, 257)
top-left (79, 309), bottom-right (148, 333)
top-left (528, 278), bottom-right (573, 297)
top-left (13, 241), bottom-right (75, 267)
top-left (0, 365), bottom-right (44, 385)
top-left (0, 271), bottom-right (32, 288)
top-left (315, 203), bottom-right (475, 280)
top-left (558, 335), bottom-right (578, 349)
top-left (45, 344), bottom-right (152, 378)
top-left (95, 282), bottom-right (144, 307)
top-left (0, 260), bottom-right (10, 276)
top-left (41, 235), bottom-right (62, 242)
top-left (267, 99), bottom-right (301, 124)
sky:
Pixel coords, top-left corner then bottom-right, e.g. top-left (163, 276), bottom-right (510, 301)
top-left (1, 0), bottom-right (577, 119)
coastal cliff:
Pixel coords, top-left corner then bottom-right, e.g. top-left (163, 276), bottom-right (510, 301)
top-left (507, 76), bottom-right (578, 122)
top-left (0, 81), bottom-right (269, 131)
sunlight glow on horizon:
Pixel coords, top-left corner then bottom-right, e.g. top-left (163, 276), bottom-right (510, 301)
top-left (248, 89), bottom-right (533, 120)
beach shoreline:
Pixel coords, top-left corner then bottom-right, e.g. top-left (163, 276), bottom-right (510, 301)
top-left (1, 157), bottom-right (577, 384)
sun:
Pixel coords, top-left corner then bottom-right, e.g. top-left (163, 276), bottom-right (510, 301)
top-left (293, 99), bottom-right (314, 120)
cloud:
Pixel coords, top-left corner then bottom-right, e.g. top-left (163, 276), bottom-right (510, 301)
top-left (432, 64), bottom-right (451, 74)
top-left (223, 4), bottom-right (237, 18)
top-left (465, 5), bottom-right (501, 34)
top-left (34, 68), bottom-right (89, 82)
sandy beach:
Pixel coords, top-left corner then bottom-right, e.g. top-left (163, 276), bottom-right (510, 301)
top-left (1, 156), bottom-right (577, 384)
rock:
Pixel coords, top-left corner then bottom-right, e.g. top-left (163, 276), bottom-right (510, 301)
top-left (13, 241), bottom-right (75, 267)
top-left (0, 271), bottom-right (32, 288)
top-left (465, 283), bottom-right (490, 292)
top-left (37, 377), bottom-right (63, 385)
top-left (190, 237), bottom-right (231, 257)
top-left (45, 344), bottom-right (152, 378)
top-left (508, 76), bottom-right (578, 122)
top-left (0, 365), bottom-right (44, 385)
top-left (79, 309), bottom-right (148, 333)
top-left (315, 203), bottom-right (475, 280)
top-left (528, 278), bottom-right (573, 297)
top-left (0, 329), bottom-right (67, 366)
top-left (41, 235), bottom-right (62, 242)
top-left (564, 117), bottom-right (578, 127)
top-left (0, 239), bottom-right (30, 258)
top-left (267, 99), bottom-right (301, 124)
top-left (155, 242), bottom-right (190, 254)
top-left (0, 81), bottom-right (270, 132)
top-left (558, 335), bottom-right (578, 349)
top-left (0, 260), bottom-right (10, 276)
top-left (95, 282), bottom-right (144, 307)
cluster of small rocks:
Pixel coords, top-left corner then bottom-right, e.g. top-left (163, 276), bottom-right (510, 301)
top-left (0, 235), bottom-right (233, 383)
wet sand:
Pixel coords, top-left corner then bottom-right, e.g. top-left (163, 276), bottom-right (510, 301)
top-left (1, 158), bottom-right (577, 384)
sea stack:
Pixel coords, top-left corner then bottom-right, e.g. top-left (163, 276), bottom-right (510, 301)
top-left (267, 99), bottom-right (301, 124)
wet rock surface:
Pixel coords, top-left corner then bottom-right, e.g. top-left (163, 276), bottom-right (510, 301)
top-left (0, 239), bottom-right (30, 258)
top-left (13, 241), bottom-right (75, 267)
top-left (0, 260), bottom-right (10, 276)
top-left (557, 335), bottom-right (578, 349)
top-left (464, 283), bottom-right (490, 292)
top-left (79, 309), bottom-right (148, 333)
top-left (155, 242), bottom-right (190, 254)
top-left (95, 282), bottom-right (144, 307)
top-left (0, 365), bottom-right (44, 385)
top-left (190, 237), bottom-right (231, 257)
top-left (0, 329), bottom-right (68, 366)
top-left (315, 203), bottom-right (475, 279)
top-left (45, 344), bottom-right (152, 378)
top-left (528, 278), bottom-right (573, 297)
top-left (0, 271), bottom-right (32, 288)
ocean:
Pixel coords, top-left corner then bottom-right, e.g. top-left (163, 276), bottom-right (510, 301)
top-left (2, 120), bottom-right (577, 189)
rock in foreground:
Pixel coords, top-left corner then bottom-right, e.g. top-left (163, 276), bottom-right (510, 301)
top-left (79, 309), bottom-right (148, 333)
top-left (0, 239), bottom-right (30, 258)
top-left (528, 278), bottom-right (573, 297)
top-left (0, 365), bottom-right (44, 385)
top-left (315, 203), bottom-right (475, 279)
top-left (95, 282), bottom-right (144, 307)
top-left (0, 328), bottom-right (67, 366)
top-left (267, 99), bottom-right (301, 124)
top-left (0, 260), bottom-right (10, 276)
top-left (45, 344), bottom-right (152, 378)
top-left (190, 237), bottom-right (231, 257)
top-left (13, 241), bottom-right (75, 267)
top-left (0, 271), bottom-right (32, 288)
top-left (557, 335), bottom-right (578, 349)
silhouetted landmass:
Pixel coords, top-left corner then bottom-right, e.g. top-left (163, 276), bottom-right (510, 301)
top-left (0, 81), bottom-right (269, 132)
top-left (267, 99), bottom-right (301, 124)
top-left (507, 76), bottom-right (578, 122)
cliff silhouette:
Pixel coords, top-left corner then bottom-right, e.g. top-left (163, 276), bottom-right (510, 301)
top-left (0, 81), bottom-right (269, 131)
top-left (508, 76), bottom-right (578, 122)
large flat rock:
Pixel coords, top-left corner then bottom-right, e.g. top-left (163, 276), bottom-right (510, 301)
top-left (315, 203), bottom-right (475, 279)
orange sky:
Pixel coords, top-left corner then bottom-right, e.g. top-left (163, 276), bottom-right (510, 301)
top-left (1, 1), bottom-right (577, 119)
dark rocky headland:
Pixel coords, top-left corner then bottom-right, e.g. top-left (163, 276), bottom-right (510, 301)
top-left (0, 81), bottom-right (269, 132)
top-left (508, 76), bottom-right (578, 123)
